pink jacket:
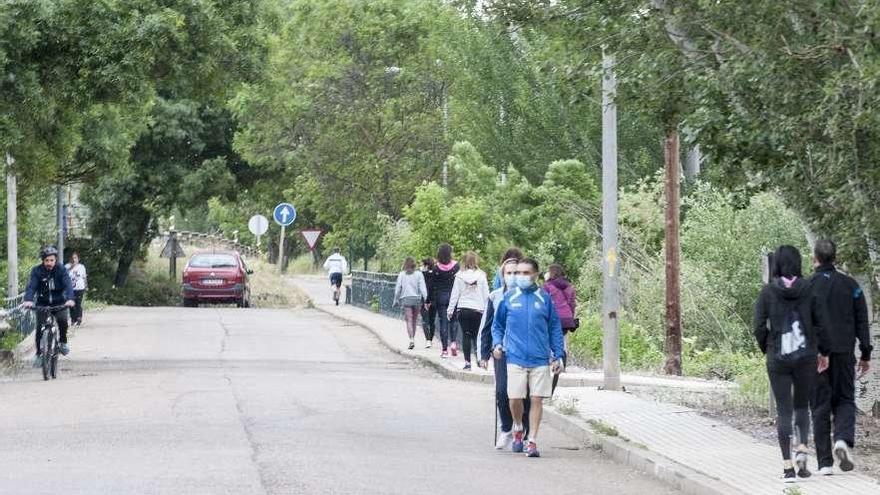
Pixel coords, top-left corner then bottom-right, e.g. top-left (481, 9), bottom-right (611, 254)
top-left (544, 277), bottom-right (577, 329)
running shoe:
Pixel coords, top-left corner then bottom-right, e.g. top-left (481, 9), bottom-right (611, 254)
top-left (834, 440), bottom-right (854, 472)
top-left (425, 341), bottom-right (432, 349)
top-left (441, 350), bottom-right (449, 359)
top-left (818, 466), bottom-right (834, 476)
top-left (451, 342), bottom-right (458, 357)
top-left (795, 452), bottom-right (811, 478)
top-left (512, 431), bottom-right (524, 453)
top-left (495, 431), bottom-right (513, 450)
top-left (463, 363), bottom-right (471, 371)
top-left (782, 468), bottom-right (796, 483)
top-left (525, 441), bottom-right (540, 458)
top-left (408, 342), bottom-right (415, 350)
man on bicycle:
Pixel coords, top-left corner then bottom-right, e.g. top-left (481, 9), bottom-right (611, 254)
top-left (22, 246), bottom-right (75, 365)
top-left (322, 247), bottom-right (348, 306)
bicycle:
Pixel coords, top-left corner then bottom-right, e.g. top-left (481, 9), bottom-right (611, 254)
top-left (33, 305), bottom-right (68, 381)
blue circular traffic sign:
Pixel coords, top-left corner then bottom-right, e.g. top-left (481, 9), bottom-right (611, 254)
top-left (273, 203), bottom-right (297, 226)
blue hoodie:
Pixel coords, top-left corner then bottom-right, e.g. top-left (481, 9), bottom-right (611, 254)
top-left (491, 284), bottom-right (564, 368)
top-left (24, 263), bottom-right (74, 306)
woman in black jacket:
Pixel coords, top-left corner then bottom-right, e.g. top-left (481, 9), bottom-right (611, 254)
top-left (420, 257), bottom-right (437, 348)
top-left (433, 243), bottom-right (460, 358)
top-left (753, 245), bottom-right (830, 483)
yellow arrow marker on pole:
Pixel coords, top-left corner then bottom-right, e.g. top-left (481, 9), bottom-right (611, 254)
top-left (606, 247), bottom-right (618, 278)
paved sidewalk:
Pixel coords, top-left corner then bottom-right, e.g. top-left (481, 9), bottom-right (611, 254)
top-left (292, 276), bottom-right (880, 495)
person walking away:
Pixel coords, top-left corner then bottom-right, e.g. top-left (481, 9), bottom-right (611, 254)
top-left (544, 264), bottom-right (577, 393)
top-left (323, 248), bottom-right (348, 305)
top-left (65, 251), bottom-right (87, 326)
top-left (492, 258), bottom-right (564, 458)
top-left (23, 246), bottom-right (75, 366)
top-left (480, 258), bottom-right (530, 449)
top-left (393, 257), bottom-right (429, 350)
top-left (492, 247), bottom-right (523, 290)
top-left (448, 251), bottom-right (489, 370)
top-left (810, 239), bottom-right (873, 475)
top-left (420, 258), bottom-right (438, 348)
top-left (754, 245), bottom-right (831, 482)
top-left (433, 243), bottom-right (459, 358)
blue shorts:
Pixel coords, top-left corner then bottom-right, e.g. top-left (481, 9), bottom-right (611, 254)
top-left (330, 273), bottom-right (343, 287)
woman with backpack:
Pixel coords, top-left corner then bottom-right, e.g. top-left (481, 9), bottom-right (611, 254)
top-left (447, 251), bottom-right (489, 370)
top-left (393, 257), bottom-right (429, 350)
top-left (433, 243), bottom-right (460, 358)
top-left (753, 245), bottom-right (831, 483)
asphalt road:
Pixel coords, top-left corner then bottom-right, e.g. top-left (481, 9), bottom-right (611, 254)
top-left (0, 306), bottom-right (679, 495)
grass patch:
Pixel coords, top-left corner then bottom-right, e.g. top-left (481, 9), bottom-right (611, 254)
top-left (587, 419), bottom-right (620, 437)
top-left (249, 258), bottom-right (309, 308)
top-left (552, 396), bottom-right (580, 416)
top-left (783, 487), bottom-right (803, 495)
top-left (288, 253), bottom-right (321, 275)
top-left (0, 330), bottom-right (22, 350)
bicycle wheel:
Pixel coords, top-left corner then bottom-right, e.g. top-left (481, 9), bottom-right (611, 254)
top-left (41, 333), bottom-right (52, 381)
top-left (50, 345), bottom-right (59, 379)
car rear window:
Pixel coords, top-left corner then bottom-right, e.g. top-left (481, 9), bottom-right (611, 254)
top-left (189, 254), bottom-right (238, 268)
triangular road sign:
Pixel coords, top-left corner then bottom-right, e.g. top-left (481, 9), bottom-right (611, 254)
top-left (300, 229), bottom-right (323, 251)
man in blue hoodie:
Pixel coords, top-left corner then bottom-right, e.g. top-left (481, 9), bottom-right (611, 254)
top-left (23, 246), bottom-right (75, 365)
top-left (492, 258), bottom-right (564, 458)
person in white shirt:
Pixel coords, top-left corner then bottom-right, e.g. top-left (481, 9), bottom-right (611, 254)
top-left (65, 251), bottom-right (88, 326)
top-left (447, 251), bottom-right (489, 370)
top-left (323, 248), bottom-right (349, 305)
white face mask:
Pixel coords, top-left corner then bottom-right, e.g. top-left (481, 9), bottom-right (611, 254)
top-left (503, 274), bottom-right (515, 288)
top-left (544, 272), bottom-right (550, 281)
top-left (515, 274), bottom-right (534, 289)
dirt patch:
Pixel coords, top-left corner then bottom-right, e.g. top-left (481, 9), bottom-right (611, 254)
top-left (634, 387), bottom-right (880, 480)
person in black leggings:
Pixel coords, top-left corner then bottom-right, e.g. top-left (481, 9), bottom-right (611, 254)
top-left (753, 245), bottom-right (831, 483)
top-left (433, 243), bottom-right (459, 358)
top-left (420, 258), bottom-right (438, 348)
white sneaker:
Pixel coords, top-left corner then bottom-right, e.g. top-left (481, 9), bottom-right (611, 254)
top-left (495, 430), bottom-right (513, 450)
top-left (834, 440), bottom-right (854, 472)
top-left (819, 466), bottom-right (834, 476)
top-left (425, 341), bottom-right (432, 349)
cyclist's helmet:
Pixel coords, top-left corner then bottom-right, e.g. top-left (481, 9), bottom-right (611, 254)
top-left (39, 246), bottom-right (59, 259)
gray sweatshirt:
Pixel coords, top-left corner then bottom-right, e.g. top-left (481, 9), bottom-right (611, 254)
top-left (394, 270), bottom-right (428, 306)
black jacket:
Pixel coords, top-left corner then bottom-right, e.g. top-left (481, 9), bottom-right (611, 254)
top-left (753, 277), bottom-right (831, 360)
top-left (432, 262), bottom-right (459, 301)
top-left (422, 268), bottom-right (437, 304)
top-left (480, 297), bottom-right (496, 361)
top-left (810, 264), bottom-right (873, 360)
top-left (24, 264), bottom-right (74, 306)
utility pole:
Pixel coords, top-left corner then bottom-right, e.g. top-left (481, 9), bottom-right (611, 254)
top-left (601, 52), bottom-right (621, 391)
top-left (441, 87), bottom-right (449, 188)
top-left (6, 154), bottom-right (18, 298)
top-left (664, 128), bottom-right (682, 375)
top-left (56, 185), bottom-right (65, 265)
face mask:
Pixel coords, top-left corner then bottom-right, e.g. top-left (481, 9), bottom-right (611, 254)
top-left (544, 273), bottom-right (550, 281)
top-left (503, 274), bottom-right (515, 288)
top-left (515, 275), bottom-right (534, 289)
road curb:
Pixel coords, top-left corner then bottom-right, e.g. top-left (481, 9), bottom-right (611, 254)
top-left (306, 300), bottom-right (741, 495)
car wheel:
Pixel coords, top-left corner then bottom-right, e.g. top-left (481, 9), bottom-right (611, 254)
top-left (183, 299), bottom-right (198, 308)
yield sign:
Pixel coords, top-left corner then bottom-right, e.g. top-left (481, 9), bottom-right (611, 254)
top-left (300, 229), bottom-right (323, 251)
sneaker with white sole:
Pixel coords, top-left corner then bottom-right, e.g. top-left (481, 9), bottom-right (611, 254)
top-left (495, 431), bottom-right (513, 450)
top-left (525, 441), bottom-right (540, 458)
top-left (782, 468), bottom-right (796, 483)
top-left (834, 440), bottom-right (854, 472)
top-left (795, 452), bottom-right (811, 478)
top-left (425, 341), bottom-right (432, 349)
top-left (819, 466), bottom-right (834, 476)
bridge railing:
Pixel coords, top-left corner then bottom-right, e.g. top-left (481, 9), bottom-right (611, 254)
top-left (349, 271), bottom-right (403, 320)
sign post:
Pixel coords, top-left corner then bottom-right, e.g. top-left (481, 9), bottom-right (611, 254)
top-left (248, 214), bottom-right (269, 250)
top-left (273, 203), bottom-right (296, 272)
top-left (160, 230), bottom-right (186, 280)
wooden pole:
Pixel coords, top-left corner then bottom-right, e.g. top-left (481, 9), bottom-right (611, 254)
top-left (6, 154), bottom-right (18, 298)
top-left (664, 128), bottom-right (682, 375)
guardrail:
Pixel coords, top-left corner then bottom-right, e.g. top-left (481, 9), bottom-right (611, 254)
top-left (349, 271), bottom-right (403, 320)
top-left (1, 292), bottom-right (36, 338)
top-left (174, 230), bottom-right (260, 258)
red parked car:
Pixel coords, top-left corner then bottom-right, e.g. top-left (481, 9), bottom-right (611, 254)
top-left (182, 251), bottom-right (253, 307)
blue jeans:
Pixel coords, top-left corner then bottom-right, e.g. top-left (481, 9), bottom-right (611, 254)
top-left (495, 354), bottom-right (530, 434)
top-left (436, 291), bottom-right (458, 350)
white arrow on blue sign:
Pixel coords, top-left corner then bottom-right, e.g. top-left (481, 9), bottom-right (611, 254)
top-left (273, 203), bottom-right (297, 226)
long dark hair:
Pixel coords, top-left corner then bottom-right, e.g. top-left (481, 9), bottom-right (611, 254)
top-left (772, 245), bottom-right (803, 279)
top-left (437, 243), bottom-right (453, 264)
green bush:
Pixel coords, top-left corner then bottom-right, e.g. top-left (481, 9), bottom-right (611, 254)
top-left (102, 271), bottom-right (180, 307)
top-left (568, 314), bottom-right (664, 371)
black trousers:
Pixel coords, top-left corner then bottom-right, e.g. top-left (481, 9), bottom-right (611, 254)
top-left (421, 303), bottom-right (436, 341)
top-left (457, 308), bottom-right (482, 364)
top-left (768, 357), bottom-right (816, 461)
top-left (35, 307), bottom-right (70, 353)
top-left (71, 289), bottom-right (85, 322)
top-left (812, 352), bottom-right (857, 468)
top-left (494, 354), bottom-right (530, 435)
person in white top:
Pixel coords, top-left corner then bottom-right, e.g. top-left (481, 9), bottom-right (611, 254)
top-left (323, 247), bottom-right (349, 305)
top-left (65, 251), bottom-right (88, 326)
top-left (392, 257), bottom-right (429, 350)
top-left (447, 251), bottom-right (489, 370)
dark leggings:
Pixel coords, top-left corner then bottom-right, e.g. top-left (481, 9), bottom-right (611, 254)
top-left (421, 303), bottom-right (436, 341)
top-left (71, 289), bottom-right (85, 322)
top-left (35, 308), bottom-right (69, 353)
top-left (494, 354), bottom-right (530, 434)
top-left (436, 291), bottom-right (457, 350)
top-left (457, 308), bottom-right (482, 364)
top-left (768, 358), bottom-right (816, 460)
